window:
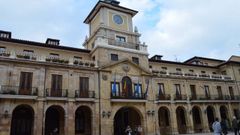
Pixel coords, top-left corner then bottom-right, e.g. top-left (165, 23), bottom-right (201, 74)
top-left (79, 77), bottom-right (89, 97)
top-left (149, 65), bottom-right (152, 68)
top-left (204, 85), bottom-right (210, 98)
top-left (212, 72), bottom-right (216, 74)
top-left (221, 71), bottom-right (227, 75)
top-left (19, 72), bottom-right (33, 94)
top-left (51, 74), bottom-right (62, 97)
top-left (175, 84), bottom-right (181, 96)
top-left (176, 68), bottom-right (182, 72)
top-left (189, 69), bottom-right (194, 73)
top-left (111, 54), bottom-right (118, 61)
top-left (0, 33), bottom-right (10, 38)
top-left (217, 86), bottom-right (223, 98)
top-left (23, 50), bottom-right (34, 56)
top-left (201, 71), bottom-right (206, 74)
top-left (134, 83), bottom-right (142, 97)
top-left (116, 36), bottom-right (126, 42)
top-left (162, 67), bottom-right (167, 70)
top-left (132, 57), bottom-right (139, 64)
top-left (0, 46), bottom-right (6, 52)
top-left (238, 69), bottom-right (240, 75)
top-left (158, 83), bottom-right (165, 95)
top-left (92, 56), bottom-right (95, 61)
top-left (190, 85), bottom-right (196, 99)
top-left (111, 82), bottom-right (120, 96)
top-left (229, 86), bottom-right (234, 99)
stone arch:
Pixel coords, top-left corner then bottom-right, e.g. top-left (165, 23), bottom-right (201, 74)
top-left (114, 106), bottom-right (144, 135)
top-left (10, 104), bottom-right (34, 135)
top-left (45, 105), bottom-right (65, 135)
top-left (75, 106), bottom-right (92, 135)
top-left (192, 106), bottom-right (203, 133)
top-left (176, 106), bottom-right (187, 134)
top-left (206, 106), bottom-right (215, 132)
top-left (158, 106), bottom-right (171, 135)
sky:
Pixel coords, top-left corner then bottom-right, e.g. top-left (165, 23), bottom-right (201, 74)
top-left (0, 0), bottom-right (239, 62)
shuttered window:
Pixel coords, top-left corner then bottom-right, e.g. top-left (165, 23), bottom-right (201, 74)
top-left (79, 77), bottom-right (89, 97)
top-left (51, 75), bottom-right (62, 97)
top-left (19, 72), bottom-right (33, 94)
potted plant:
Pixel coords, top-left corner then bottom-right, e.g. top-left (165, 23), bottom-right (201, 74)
top-left (46, 58), bottom-right (51, 62)
top-left (73, 60), bottom-right (78, 65)
top-left (85, 62), bottom-right (89, 66)
top-left (64, 60), bottom-right (69, 64)
top-left (79, 61), bottom-right (84, 66)
top-left (90, 63), bottom-right (95, 67)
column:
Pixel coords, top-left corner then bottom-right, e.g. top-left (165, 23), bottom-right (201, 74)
top-left (34, 101), bottom-right (44, 135)
top-left (66, 102), bottom-right (75, 135)
top-left (170, 105), bottom-right (178, 135)
top-left (201, 105), bottom-right (210, 133)
top-left (187, 104), bottom-right (194, 134)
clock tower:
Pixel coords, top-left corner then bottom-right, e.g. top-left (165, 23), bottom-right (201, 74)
top-left (83, 0), bottom-right (149, 70)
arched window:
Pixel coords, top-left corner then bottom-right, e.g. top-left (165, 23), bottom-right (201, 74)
top-left (122, 76), bottom-right (132, 97)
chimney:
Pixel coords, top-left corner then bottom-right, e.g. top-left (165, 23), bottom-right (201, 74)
top-left (0, 30), bottom-right (11, 39)
top-left (46, 38), bottom-right (60, 46)
top-left (104, 0), bottom-right (120, 5)
top-left (152, 55), bottom-right (163, 61)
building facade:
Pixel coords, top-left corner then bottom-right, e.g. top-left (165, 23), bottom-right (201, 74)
top-left (0, 0), bottom-right (240, 135)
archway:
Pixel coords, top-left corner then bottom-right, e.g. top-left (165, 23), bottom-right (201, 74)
top-left (220, 106), bottom-right (229, 120)
top-left (158, 107), bottom-right (171, 135)
top-left (114, 107), bottom-right (143, 135)
top-left (206, 106), bottom-right (215, 132)
top-left (122, 76), bottom-right (133, 98)
top-left (176, 107), bottom-right (187, 134)
top-left (10, 105), bottom-right (34, 135)
top-left (75, 106), bottom-right (92, 135)
top-left (192, 106), bottom-right (203, 133)
top-left (45, 106), bottom-right (65, 135)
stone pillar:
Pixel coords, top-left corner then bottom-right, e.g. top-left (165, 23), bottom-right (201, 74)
top-left (227, 103), bottom-right (234, 128)
top-left (214, 105), bottom-right (221, 120)
top-left (170, 105), bottom-right (178, 135)
top-left (187, 104), bottom-right (194, 134)
top-left (0, 114), bottom-right (11, 135)
top-left (201, 105), bottom-right (210, 133)
top-left (34, 101), bottom-right (44, 135)
top-left (66, 102), bottom-right (75, 135)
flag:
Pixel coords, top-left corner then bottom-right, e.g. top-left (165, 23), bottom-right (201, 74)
top-left (123, 80), bottom-right (127, 91)
top-left (144, 80), bottom-right (149, 97)
top-left (112, 74), bottom-right (117, 95)
top-left (135, 80), bottom-right (140, 96)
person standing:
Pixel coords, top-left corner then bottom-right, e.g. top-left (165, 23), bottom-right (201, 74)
top-left (221, 118), bottom-right (228, 135)
top-left (212, 118), bottom-right (222, 135)
top-left (232, 116), bottom-right (238, 135)
top-left (125, 125), bottom-right (132, 135)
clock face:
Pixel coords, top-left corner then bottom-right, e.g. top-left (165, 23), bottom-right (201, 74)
top-left (113, 15), bottom-right (123, 25)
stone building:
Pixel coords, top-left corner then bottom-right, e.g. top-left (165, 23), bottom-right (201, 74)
top-left (0, 0), bottom-right (240, 135)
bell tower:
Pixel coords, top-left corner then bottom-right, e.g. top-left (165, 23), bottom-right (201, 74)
top-left (83, 0), bottom-right (149, 70)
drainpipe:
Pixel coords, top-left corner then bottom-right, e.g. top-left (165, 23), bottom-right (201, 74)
top-left (97, 69), bottom-right (101, 135)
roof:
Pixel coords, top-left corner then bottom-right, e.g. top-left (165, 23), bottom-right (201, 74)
top-left (0, 37), bottom-right (91, 53)
top-left (184, 56), bottom-right (225, 63)
top-left (84, 1), bottom-right (138, 24)
top-left (149, 59), bottom-right (217, 69)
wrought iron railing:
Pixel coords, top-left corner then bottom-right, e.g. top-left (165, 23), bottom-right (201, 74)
top-left (111, 92), bottom-right (146, 100)
top-left (174, 94), bottom-right (187, 100)
top-left (45, 88), bottom-right (68, 97)
top-left (75, 90), bottom-right (95, 98)
top-left (0, 85), bottom-right (38, 96)
top-left (156, 94), bottom-right (171, 100)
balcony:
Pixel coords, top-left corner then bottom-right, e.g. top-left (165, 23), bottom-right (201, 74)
top-left (0, 85), bottom-right (38, 99)
top-left (111, 92), bottom-right (146, 102)
top-left (156, 94), bottom-right (171, 100)
top-left (45, 88), bottom-right (68, 100)
top-left (0, 51), bottom-right (10, 57)
top-left (16, 52), bottom-right (37, 60)
top-left (174, 94), bottom-right (187, 100)
top-left (93, 36), bottom-right (148, 54)
top-left (75, 90), bottom-right (95, 102)
top-left (152, 70), bottom-right (233, 81)
top-left (190, 95), bottom-right (240, 102)
top-left (73, 59), bottom-right (95, 67)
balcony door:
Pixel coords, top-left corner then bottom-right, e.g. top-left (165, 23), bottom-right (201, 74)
top-left (19, 72), bottom-right (33, 95)
top-left (217, 86), bottom-right (223, 99)
top-left (51, 74), bottom-right (62, 97)
top-left (79, 77), bottom-right (89, 98)
top-left (229, 87), bottom-right (234, 99)
top-left (158, 83), bottom-right (165, 100)
top-left (190, 85), bottom-right (197, 100)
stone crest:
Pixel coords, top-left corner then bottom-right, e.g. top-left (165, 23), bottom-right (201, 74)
top-left (122, 64), bottom-right (130, 73)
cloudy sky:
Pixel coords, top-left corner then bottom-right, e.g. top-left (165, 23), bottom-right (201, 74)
top-left (0, 0), bottom-right (239, 61)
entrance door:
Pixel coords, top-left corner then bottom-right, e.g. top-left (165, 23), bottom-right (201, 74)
top-left (114, 107), bottom-right (142, 135)
top-left (206, 106), bottom-right (215, 132)
top-left (45, 106), bottom-right (65, 135)
top-left (10, 105), bottom-right (34, 135)
top-left (176, 107), bottom-right (187, 134)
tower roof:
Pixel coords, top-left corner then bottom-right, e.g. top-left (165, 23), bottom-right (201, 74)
top-left (84, 0), bottom-right (138, 24)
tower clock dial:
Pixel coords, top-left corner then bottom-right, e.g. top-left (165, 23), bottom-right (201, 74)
top-left (113, 14), bottom-right (123, 25)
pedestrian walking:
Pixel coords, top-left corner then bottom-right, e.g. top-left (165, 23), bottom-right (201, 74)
top-left (125, 125), bottom-right (132, 135)
top-left (221, 118), bottom-right (228, 135)
top-left (232, 116), bottom-right (238, 135)
top-left (212, 118), bottom-right (222, 135)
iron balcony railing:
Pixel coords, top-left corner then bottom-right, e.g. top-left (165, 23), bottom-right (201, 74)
top-left (174, 94), bottom-right (187, 100)
top-left (156, 94), bottom-right (171, 100)
top-left (111, 92), bottom-right (146, 100)
top-left (0, 85), bottom-right (38, 96)
top-left (45, 88), bottom-right (68, 97)
top-left (75, 90), bottom-right (95, 98)
top-left (190, 95), bottom-right (240, 101)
